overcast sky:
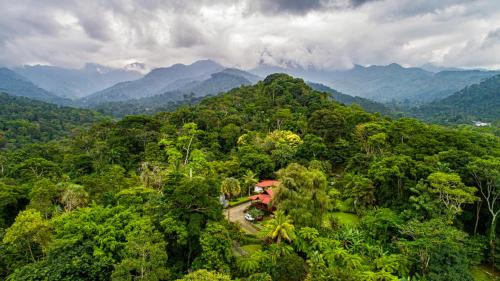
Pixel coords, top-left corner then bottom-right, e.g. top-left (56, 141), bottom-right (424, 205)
top-left (0, 0), bottom-right (499, 70)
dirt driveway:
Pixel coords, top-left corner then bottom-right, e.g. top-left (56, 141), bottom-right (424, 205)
top-left (224, 202), bottom-right (259, 234)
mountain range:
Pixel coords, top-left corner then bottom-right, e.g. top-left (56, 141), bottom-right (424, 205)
top-left (252, 63), bottom-right (499, 105)
top-left (1, 59), bottom-right (499, 123)
top-left (14, 63), bottom-right (142, 99)
top-left (81, 60), bottom-right (225, 105)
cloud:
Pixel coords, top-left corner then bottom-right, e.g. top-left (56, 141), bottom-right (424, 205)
top-left (246, 0), bottom-right (380, 15)
top-left (249, 0), bottom-right (324, 15)
top-left (0, 0), bottom-right (499, 70)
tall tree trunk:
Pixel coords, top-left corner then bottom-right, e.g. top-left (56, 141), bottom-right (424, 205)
top-left (28, 241), bottom-right (36, 263)
top-left (474, 200), bottom-right (483, 235)
top-left (490, 215), bottom-right (497, 271)
top-left (184, 135), bottom-right (194, 165)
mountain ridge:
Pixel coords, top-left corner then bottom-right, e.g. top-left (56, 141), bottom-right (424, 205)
top-left (413, 74), bottom-right (500, 123)
top-left (82, 60), bottom-right (224, 105)
top-left (13, 63), bottom-right (142, 99)
top-left (0, 67), bottom-right (71, 105)
top-left (251, 63), bottom-right (499, 105)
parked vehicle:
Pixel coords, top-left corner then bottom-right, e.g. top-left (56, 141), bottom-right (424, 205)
top-left (244, 212), bottom-right (255, 221)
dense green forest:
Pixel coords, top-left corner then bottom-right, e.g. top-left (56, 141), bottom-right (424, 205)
top-left (307, 82), bottom-right (395, 116)
top-left (0, 93), bottom-right (104, 149)
top-left (413, 74), bottom-right (500, 124)
top-left (0, 74), bottom-right (499, 280)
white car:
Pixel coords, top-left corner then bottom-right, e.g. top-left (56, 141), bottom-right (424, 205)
top-left (244, 213), bottom-right (255, 221)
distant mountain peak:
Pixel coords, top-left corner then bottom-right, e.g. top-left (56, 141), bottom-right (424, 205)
top-left (191, 59), bottom-right (221, 67)
top-left (124, 62), bottom-right (149, 74)
top-left (387, 63), bottom-right (403, 68)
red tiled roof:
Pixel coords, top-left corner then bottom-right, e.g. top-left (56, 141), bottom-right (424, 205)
top-left (265, 189), bottom-right (274, 197)
top-left (249, 188), bottom-right (275, 205)
top-left (256, 180), bottom-right (279, 187)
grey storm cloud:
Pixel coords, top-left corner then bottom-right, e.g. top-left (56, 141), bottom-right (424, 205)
top-left (0, 0), bottom-right (499, 70)
top-left (248, 0), bottom-right (380, 15)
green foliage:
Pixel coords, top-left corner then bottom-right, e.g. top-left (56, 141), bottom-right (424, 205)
top-left (175, 269), bottom-right (232, 281)
top-left (192, 222), bottom-right (233, 273)
top-left (0, 73), bottom-right (499, 280)
top-left (111, 218), bottom-right (169, 281)
top-left (398, 219), bottom-right (473, 280)
top-left (414, 74), bottom-right (500, 124)
top-left (221, 177), bottom-right (241, 199)
top-left (274, 163), bottom-right (330, 227)
top-left (0, 92), bottom-right (104, 149)
top-left (3, 209), bottom-right (51, 264)
top-left (261, 211), bottom-right (296, 244)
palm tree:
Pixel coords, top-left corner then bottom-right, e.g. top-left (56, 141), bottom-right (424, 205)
top-left (242, 170), bottom-right (258, 196)
top-left (220, 177), bottom-right (241, 199)
top-left (221, 177), bottom-right (241, 221)
top-left (60, 183), bottom-right (88, 212)
top-left (262, 211), bottom-right (296, 245)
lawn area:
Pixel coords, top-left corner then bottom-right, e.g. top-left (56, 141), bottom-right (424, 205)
top-left (331, 212), bottom-right (360, 227)
top-left (228, 196), bottom-right (251, 207)
top-left (471, 266), bottom-right (500, 281)
top-left (232, 244), bottom-right (262, 257)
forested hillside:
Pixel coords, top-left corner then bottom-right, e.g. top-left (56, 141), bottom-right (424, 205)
top-left (0, 68), bottom-right (70, 105)
top-left (0, 93), bottom-right (104, 149)
top-left (414, 74), bottom-right (500, 123)
top-left (0, 74), bottom-right (499, 280)
top-left (308, 82), bottom-right (395, 116)
top-left (253, 63), bottom-right (498, 105)
top-left (92, 69), bottom-right (260, 117)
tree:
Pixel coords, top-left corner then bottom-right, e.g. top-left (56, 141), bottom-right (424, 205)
top-left (273, 163), bottom-right (330, 227)
top-left (342, 173), bottom-right (376, 213)
top-left (59, 183), bottom-right (89, 212)
top-left (297, 134), bottom-right (327, 160)
top-left (0, 180), bottom-right (27, 228)
top-left (28, 179), bottom-right (62, 218)
top-left (192, 222), bottom-right (233, 273)
top-left (426, 172), bottom-right (477, 219)
top-left (355, 122), bottom-right (387, 155)
top-left (265, 130), bottom-right (303, 169)
top-left (398, 219), bottom-right (471, 279)
top-left (468, 157), bottom-right (500, 268)
top-left (239, 152), bottom-right (275, 179)
top-left (261, 211), bottom-right (296, 245)
top-left (220, 177), bottom-right (241, 199)
top-left (112, 218), bottom-right (169, 281)
top-left (37, 206), bottom-right (140, 280)
top-left (272, 108), bottom-right (292, 130)
top-left (308, 109), bottom-right (346, 141)
top-left (13, 158), bottom-right (61, 181)
top-left (179, 123), bottom-right (202, 165)
top-left (271, 252), bottom-right (307, 281)
top-left (242, 170), bottom-right (258, 196)
top-left (3, 209), bottom-right (51, 263)
top-left (220, 124), bottom-right (241, 150)
top-left (368, 155), bottom-right (415, 204)
top-left (139, 161), bottom-right (164, 192)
